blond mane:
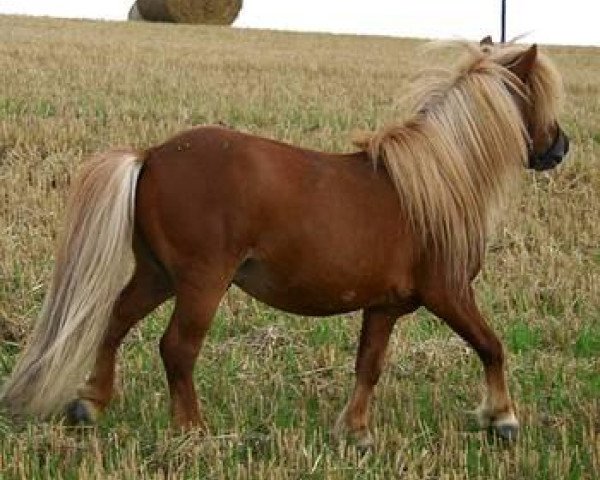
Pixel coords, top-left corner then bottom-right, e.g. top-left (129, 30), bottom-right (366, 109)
top-left (355, 42), bottom-right (564, 288)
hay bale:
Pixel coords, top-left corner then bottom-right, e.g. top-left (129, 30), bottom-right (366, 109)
top-left (133, 0), bottom-right (242, 25)
top-left (136, 0), bottom-right (175, 22)
top-left (169, 0), bottom-right (242, 24)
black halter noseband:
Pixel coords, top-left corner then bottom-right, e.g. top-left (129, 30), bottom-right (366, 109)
top-left (528, 125), bottom-right (569, 171)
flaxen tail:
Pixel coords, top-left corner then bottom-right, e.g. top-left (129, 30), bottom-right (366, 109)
top-left (0, 149), bottom-right (143, 417)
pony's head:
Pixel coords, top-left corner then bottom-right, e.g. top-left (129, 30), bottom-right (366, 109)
top-left (481, 36), bottom-right (569, 170)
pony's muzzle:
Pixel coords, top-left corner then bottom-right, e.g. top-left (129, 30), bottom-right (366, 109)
top-left (529, 125), bottom-right (570, 171)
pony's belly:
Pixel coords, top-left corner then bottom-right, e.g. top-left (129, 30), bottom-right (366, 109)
top-left (232, 257), bottom-right (384, 316)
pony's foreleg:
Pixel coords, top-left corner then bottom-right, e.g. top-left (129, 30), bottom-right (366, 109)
top-left (423, 286), bottom-right (519, 440)
top-left (335, 307), bottom-right (401, 449)
top-left (160, 268), bottom-right (231, 430)
top-left (66, 248), bottom-right (172, 424)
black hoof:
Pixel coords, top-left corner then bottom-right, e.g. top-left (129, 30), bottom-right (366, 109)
top-left (65, 399), bottom-right (94, 425)
top-left (356, 441), bottom-right (374, 456)
top-left (492, 423), bottom-right (519, 441)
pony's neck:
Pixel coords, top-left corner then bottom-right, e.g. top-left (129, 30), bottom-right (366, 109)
top-left (360, 74), bottom-right (528, 288)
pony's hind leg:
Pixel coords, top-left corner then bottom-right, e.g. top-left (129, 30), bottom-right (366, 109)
top-left (159, 267), bottom-right (232, 430)
top-left (66, 241), bottom-right (172, 424)
top-left (422, 286), bottom-right (519, 440)
top-left (335, 306), bottom-right (413, 449)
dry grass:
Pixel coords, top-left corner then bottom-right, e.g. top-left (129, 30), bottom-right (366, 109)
top-left (0, 15), bottom-right (598, 479)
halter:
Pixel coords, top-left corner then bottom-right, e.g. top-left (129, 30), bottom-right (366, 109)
top-left (528, 125), bottom-right (569, 171)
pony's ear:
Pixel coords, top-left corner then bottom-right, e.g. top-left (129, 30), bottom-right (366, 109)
top-left (480, 35), bottom-right (493, 46)
top-left (508, 44), bottom-right (538, 81)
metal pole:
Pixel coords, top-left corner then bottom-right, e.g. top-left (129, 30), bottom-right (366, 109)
top-left (501, 0), bottom-right (506, 43)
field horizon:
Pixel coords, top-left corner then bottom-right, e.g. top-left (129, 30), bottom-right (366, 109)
top-left (0, 14), bottom-right (598, 479)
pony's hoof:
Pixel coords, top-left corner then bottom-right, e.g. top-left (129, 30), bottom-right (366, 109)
top-left (492, 423), bottom-right (519, 441)
top-left (344, 428), bottom-right (375, 453)
top-left (332, 420), bottom-right (374, 453)
top-left (354, 432), bottom-right (375, 454)
top-left (65, 399), bottom-right (98, 425)
top-left (490, 411), bottom-right (519, 441)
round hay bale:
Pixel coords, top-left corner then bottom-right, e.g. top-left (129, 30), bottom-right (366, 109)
top-left (169, 0), bottom-right (242, 24)
top-left (136, 0), bottom-right (175, 22)
top-left (134, 0), bottom-right (242, 25)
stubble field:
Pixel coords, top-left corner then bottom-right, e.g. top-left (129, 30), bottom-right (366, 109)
top-left (0, 15), bottom-right (598, 479)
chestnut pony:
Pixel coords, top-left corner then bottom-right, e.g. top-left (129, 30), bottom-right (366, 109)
top-left (1, 40), bottom-right (568, 445)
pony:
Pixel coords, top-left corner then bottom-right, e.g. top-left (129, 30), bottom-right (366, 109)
top-left (0, 38), bottom-right (568, 447)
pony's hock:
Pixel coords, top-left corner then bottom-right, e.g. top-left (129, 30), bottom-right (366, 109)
top-left (0, 39), bottom-right (568, 445)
